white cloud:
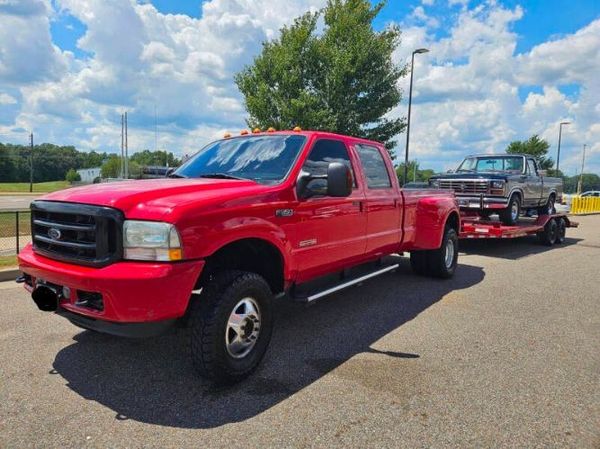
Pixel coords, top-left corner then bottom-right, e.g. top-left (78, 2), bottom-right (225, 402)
top-left (0, 93), bottom-right (17, 104)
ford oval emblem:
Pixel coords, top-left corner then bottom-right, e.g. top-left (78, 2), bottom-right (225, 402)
top-left (48, 228), bottom-right (62, 240)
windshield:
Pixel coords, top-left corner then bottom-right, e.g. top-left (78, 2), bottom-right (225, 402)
top-left (174, 134), bottom-right (307, 184)
top-left (457, 156), bottom-right (523, 173)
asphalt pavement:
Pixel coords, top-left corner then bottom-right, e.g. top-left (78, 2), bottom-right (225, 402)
top-left (0, 215), bottom-right (598, 448)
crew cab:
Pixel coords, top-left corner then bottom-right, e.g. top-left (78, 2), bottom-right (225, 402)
top-left (430, 154), bottom-right (563, 225)
top-left (18, 130), bottom-right (459, 383)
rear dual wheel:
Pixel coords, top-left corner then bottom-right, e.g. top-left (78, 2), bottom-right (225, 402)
top-left (537, 217), bottom-right (566, 246)
top-left (410, 226), bottom-right (458, 279)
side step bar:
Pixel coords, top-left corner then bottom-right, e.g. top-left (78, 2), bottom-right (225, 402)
top-left (292, 264), bottom-right (399, 303)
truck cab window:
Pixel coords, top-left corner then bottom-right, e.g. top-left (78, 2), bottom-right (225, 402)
top-left (302, 139), bottom-right (356, 194)
top-left (527, 159), bottom-right (537, 176)
top-left (355, 144), bottom-right (392, 189)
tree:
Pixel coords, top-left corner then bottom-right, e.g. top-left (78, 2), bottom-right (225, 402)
top-left (235, 0), bottom-right (407, 154)
top-left (395, 160), bottom-right (435, 184)
top-left (65, 168), bottom-right (81, 183)
top-left (506, 135), bottom-right (554, 170)
top-left (101, 155), bottom-right (122, 179)
top-left (130, 150), bottom-right (180, 167)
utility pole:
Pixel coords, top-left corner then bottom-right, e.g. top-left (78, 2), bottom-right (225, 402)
top-left (413, 160), bottom-right (417, 183)
top-left (403, 48), bottom-right (429, 186)
top-left (556, 121), bottom-right (570, 173)
top-left (124, 111), bottom-right (129, 178)
top-left (577, 144), bottom-right (587, 194)
top-left (29, 133), bottom-right (33, 192)
top-left (120, 113), bottom-right (124, 178)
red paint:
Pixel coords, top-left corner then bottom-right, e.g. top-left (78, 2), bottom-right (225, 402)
top-left (19, 131), bottom-right (458, 324)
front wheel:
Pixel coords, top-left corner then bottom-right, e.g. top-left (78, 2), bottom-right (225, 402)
top-left (189, 270), bottom-right (273, 384)
top-left (499, 194), bottom-right (521, 225)
top-left (538, 195), bottom-right (556, 216)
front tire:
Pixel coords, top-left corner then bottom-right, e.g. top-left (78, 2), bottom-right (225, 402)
top-left (189, 270), bottom-right (273, 384)
top-left (499, 194), bottom-right (521, 225)
top-left (538, 194), bottom-right (556, 216)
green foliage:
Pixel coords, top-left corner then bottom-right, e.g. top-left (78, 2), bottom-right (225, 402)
top-left (506, 135), bottom-right (554, 170)
top-left (395, 160), bottom-right (434, 184)
top-left (0, 142), bottom-right (108, 183)
top-left (562, 173), bottom-right (600, 194)
top-left (101, 156), bottom-right (143, 179)
top-left (130, 150), bottom-right (181, 167)
top-left (235, 0), bottom-right (407, 154)
top-left (65, 168), bottom-right (81, 183)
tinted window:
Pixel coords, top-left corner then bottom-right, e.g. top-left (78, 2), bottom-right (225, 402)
top-left (356, 144), bottom-right (392, 189)
top-left (302, 139), bottom-right (355, 194)
top-left (458, 156), bottom-right (523, 173)
top-left (174, 134), bottom-right (306, 184)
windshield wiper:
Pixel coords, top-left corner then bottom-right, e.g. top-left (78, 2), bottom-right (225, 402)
top-left (198, 173), bottom-right (248, 181)
top-left (167, 172), bottom-right (187, 178)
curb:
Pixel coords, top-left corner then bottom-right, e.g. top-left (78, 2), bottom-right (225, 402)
top-left (0, 268), bottom-right (20, 282)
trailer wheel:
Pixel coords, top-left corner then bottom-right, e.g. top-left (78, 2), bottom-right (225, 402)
top-left (189, 270), bottom-right (273, 384)
top-left (556, 217), bottom-right (566, 244)
top-left (537, 218), bottom-right (558, 246)
top-left (499, 194), bottom-right (521, 225)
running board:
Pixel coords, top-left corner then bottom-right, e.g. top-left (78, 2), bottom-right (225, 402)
top-left (291, 264), bottom-right (399, 303)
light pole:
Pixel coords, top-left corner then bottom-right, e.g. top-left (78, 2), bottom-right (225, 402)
top-left (577, 144), bottom-right (587, 194)
top-left (403, 48), bottom-right (429, 186)
top-left (556, 121), bottom-right (570, 173)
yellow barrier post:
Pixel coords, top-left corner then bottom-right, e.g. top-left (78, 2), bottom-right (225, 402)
top-left (570, 195), bottom-right (600, 215)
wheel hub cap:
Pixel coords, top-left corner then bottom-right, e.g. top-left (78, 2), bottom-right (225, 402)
top-left (445, 239), bottom-right (455, 269)
top-left (226, 297), bottom-right (261, 359)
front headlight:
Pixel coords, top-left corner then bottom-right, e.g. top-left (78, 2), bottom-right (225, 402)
top-left (490, 180), bottom-right (505, 190)
top-left (123, 220), bottom-right (183, 261)
top-left (430, 179), bottom-right (440, 188)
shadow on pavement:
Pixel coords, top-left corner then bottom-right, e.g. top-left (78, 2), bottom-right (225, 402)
top-left (52, 258), bottom-right (484, 429)
top-left (460, 236), bottom-right (582, 260)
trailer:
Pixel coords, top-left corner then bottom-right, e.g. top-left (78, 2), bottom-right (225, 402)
top-left (459, 213), bottom-right (578, 246)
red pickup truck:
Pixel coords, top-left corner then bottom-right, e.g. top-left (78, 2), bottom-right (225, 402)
top-left (18, 130), bottom-right (459, 382)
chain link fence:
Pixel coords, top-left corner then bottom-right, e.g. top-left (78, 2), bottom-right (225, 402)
top-left (0, 211), bottom-right (31, 259)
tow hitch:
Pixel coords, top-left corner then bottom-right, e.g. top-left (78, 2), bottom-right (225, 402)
top-left (31, 284), bottom-right (60, 312)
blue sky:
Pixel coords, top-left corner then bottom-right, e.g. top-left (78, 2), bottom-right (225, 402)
top-left (1, 0), bottom-right (599, 175)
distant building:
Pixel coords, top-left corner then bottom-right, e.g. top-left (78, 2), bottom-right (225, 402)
top-left (77, 167), bottom-right (101, 183)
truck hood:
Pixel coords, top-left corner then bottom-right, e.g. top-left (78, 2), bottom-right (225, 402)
top-left (430, 172), bottom-right (509, 181)
top-left (41, 178), bottom-right (269, 219)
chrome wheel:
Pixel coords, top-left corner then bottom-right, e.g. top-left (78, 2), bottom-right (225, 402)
top-left (511, 202), bottom-right (519, 221)
top-left (225, 297), bottom-right (261, 359)
top-left (444, 238), bottom-right (455, 269)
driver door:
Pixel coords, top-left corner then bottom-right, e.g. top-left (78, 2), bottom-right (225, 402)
top-left (289, 138), bottom-right (367, 282)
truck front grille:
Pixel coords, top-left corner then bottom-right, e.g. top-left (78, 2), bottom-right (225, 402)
top-left (438, 180), bottom-right (489, 194)
top-left (31, 201), bottom-right (123, 267)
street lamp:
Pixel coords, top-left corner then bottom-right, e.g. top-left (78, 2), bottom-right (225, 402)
top-left (556, 121), bottom-right (570, 173)
top-left (403, 48), bottom-right (429, 186)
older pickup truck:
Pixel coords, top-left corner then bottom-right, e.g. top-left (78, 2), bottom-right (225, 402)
top-left (19, 130), bottom-right (459, 383)
top-left (430, 154), bottom-right (562, 225)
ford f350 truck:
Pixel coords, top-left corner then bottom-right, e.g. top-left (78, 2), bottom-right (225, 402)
top-left (18, 130), bottom-right (460, 383)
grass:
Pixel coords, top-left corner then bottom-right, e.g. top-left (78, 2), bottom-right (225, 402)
top-left (0, 255), bottom-right (17, 268)
top-left (0, 211), bottom-right (31, 238)
top-left (0, 181), bottom-right (69, 193)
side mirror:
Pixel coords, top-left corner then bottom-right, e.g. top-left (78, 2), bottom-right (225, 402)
top-left (326, 162), bottom-right (352, 197)
top-left (538, 169), bottom-right (547, 177)
top-left (296, 162), bottom-right (352, 199)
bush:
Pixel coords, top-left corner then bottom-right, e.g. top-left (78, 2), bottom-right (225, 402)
top-left (65, 168), bottom-right (81, 183)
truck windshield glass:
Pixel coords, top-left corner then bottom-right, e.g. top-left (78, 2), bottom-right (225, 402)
top-left (174, 135), bottom-right (307, 184)
top-left (457, 157), bottom-right (523, 173)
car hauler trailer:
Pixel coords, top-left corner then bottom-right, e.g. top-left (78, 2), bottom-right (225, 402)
top-left (459, 213), bottom-right (578, 246)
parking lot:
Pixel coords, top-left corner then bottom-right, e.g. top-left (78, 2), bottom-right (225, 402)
top-left (1, 215), bottom-right (598, 448)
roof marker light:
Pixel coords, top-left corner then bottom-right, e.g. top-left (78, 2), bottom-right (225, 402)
top-left (240, 129), bottom-right (249, 135)
top-left (223, 132), bottom-right (232, 138)
top-left (293, 126), bottom-right (302, 132)
top-left (252, 128), bottom-right (261, 133)
top-left (267, 127), bottom-right (276, 132)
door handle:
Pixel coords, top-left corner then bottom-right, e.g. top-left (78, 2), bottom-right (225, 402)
top-left (352, 200), bottom-right (364, 212)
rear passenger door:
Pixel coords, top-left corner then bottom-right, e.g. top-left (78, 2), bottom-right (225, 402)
top-left (354, 144), bottom-right (402, 256)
